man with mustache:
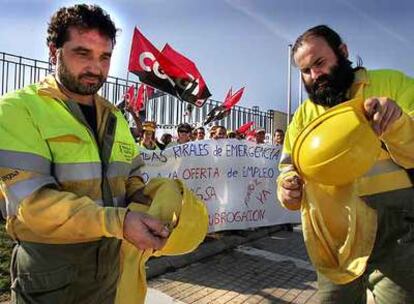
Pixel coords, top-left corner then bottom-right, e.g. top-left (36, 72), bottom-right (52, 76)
top-left (277, 25), bottom-right (414, 303)
top-left (0, 5), bottom-right (174, 303)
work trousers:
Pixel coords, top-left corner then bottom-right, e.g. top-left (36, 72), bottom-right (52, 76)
top-left (10, 238), bottom-right (121, 304)
top-left (317, 188), bottom-right (414, 304)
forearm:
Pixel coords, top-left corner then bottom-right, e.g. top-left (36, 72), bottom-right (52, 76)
top-left (381, 112), bottom-right (414, 168)
top-left (18, 187), bottom-right (127, 241)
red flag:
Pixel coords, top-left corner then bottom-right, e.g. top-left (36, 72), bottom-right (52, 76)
top-left (159, 44), bottom-right (211, 107)
top-left (133, 84), bottom-right (145, 112)
top-left (224, 87), bottom-right (233, 102)
top-left (125, 85), bottom-right (135, 103)
top-left (246, 129), bottom-right (257, 141)
top-left (145, 85), bottom-right (155, 100)
top-left (223, 87), bottom-right (245, 109)
top-left (123, 85), bottom-right (137, 110)
top-left (237, 121), bottom-right (255, 134)
top-left (128, 28), bottom-right (190, 99)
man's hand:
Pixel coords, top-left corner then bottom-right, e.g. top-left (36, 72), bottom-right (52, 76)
top-left (279, 174), bottom-right (303, 208)
top-left (123, 211), bottom-right (170, 250)
top-left (363, 97), bottom-right (402, 136)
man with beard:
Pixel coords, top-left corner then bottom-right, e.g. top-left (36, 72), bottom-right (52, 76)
top-left (0, 5), bottom-right (173, 303)
top-left (277, 25), bottom-right (414, 303)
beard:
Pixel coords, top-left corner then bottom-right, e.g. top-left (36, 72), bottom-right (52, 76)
top-left (57, 51), bottom-right (106, 95)
top-left (304, 55), bottom-right (355, 107)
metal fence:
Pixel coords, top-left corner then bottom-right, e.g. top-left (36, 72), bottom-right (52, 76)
top-left (0, 52), bottom-right (274, 133)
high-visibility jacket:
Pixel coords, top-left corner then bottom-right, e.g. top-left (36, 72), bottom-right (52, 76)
top-left (0, 75), bottom-right (146, 243)
top-left (277, 68), bottom-right (414, 284)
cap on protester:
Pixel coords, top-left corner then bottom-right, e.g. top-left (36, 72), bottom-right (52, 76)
top-left (142, 121), bottom-right (157, 132)
top-left (256, 128), bottom-right (266, 134)
top-left (177, 123), bottom-right (192, 133)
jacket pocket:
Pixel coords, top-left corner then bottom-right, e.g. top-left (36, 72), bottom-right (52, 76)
top-left (41, 128), bottom-right (99, 164)
top-left (13, 264), bottom-right (77, 293)
top-left (12, 264), bottom-right (77, 304)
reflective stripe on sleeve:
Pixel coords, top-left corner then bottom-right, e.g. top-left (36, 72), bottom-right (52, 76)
top-left (54, 162), bottom-right (131, 182)
top-left (358, 159), bottom-right (413, 196)
top-left (2, 175), bottom-right (57, 216)
top-left (107, 162), bottom-right (131, 179)
top-left (129, 156), bottom-right (144, 178)
top-left (0, 150), bottom-right (50, 175)
top-left (364, 159), bottom-right (405, 177)
top-left (54, 163), bottom-right (101, 182)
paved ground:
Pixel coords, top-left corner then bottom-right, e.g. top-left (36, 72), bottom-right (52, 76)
top-left (0, 225), bottom-right (376, 304)
top-left (147, 227), bottom-right (320, 304)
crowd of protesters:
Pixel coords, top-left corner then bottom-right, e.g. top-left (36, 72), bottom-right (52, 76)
top-left (125, 97), bottom-right (285, 150)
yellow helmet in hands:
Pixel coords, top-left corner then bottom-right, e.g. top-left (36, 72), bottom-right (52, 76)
top-left (292, 98), bottom-right (381, 186)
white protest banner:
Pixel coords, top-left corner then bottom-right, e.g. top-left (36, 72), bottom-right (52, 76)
top-left (139, 139), bottom-right (300, 232)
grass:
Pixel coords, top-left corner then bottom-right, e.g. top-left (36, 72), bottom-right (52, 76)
top-left (0, 221), bottom-right (12, 301)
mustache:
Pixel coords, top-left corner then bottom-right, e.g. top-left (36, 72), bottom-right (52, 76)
top-left (79, 72), bottom-right (104, 81)
top-left (311, 75), bottom-right (332, 90)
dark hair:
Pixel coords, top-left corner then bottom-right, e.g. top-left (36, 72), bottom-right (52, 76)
top-left (177, 123), bottom-right (192, 133)
top-left (160, 133), bottom-right (172, 143)
top-left (292, 25), bottom-right (343, 58)
top-left (227, 131), bottom-right (236, 139)
top-left (275, 129), bottom-right (284, 134)
top-left (47, 4), bottom-right (118, 48)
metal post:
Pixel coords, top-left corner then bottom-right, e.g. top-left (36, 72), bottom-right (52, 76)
top-left (287, 44), bottom-right (292, 125)
top-left (298, 71), bottom-right (303, 105)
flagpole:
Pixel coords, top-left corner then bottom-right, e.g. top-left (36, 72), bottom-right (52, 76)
top-left (298, 70), bottom-right (303, 105)
top-left (125, 71), bottom-right (132, 124)
top-left (287, 44), bottom-right (292, 126)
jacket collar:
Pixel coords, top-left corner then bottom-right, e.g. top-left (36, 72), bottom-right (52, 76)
top-left (37, 74), bottom-right (118, 112)
top-left (349, 68), bottom-right (369, 99)
top-left (353, 68), bottom-right (369, 86)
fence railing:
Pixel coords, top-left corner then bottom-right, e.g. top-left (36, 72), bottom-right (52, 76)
top-left (0, 52), bottom-right (273, 133)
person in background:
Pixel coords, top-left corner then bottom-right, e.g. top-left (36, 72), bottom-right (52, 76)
top-left (227, 130), bottom-right (237, 139)
top-left (273, 129), bottom-right (285, 146)
top-left (140, 121), bottom-right (158, 150)
top-left (208, 125), bottom-right (218, 139)
top-left (255, 128), bottom-right (266, 144)
top-left (195, 126), bottom-right (206, 140)
top-left (213, 125), bottom-right (227, 139)
top-left (157, 133), bottom-right (173, 150)
top-left (277, 25), bottom-right (414, 303)
top-left (167, 123), bottom-right (192, 147)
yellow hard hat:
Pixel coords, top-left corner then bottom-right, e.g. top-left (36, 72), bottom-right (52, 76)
top-left (292, 98), bottom-right (381, 186)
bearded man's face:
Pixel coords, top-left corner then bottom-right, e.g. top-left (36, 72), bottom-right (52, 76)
top-left (294, 36), bottom-right (355, 107)
top-left (53, 27), bottom-right (112, 96)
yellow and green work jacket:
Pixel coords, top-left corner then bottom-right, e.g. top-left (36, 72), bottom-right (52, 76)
top-left (0, 75), bottom-right (146, 244)
top-left (278, 68), bottom-right (414, 284)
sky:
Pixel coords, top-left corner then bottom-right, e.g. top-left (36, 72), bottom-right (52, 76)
top-left (0, 0), bottom-right (413, 113)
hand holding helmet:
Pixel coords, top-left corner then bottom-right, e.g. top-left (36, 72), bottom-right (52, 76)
top-left (279, 173), bottom-right (304, 208)
top-left (363, 97), bottom-right (402, 135)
